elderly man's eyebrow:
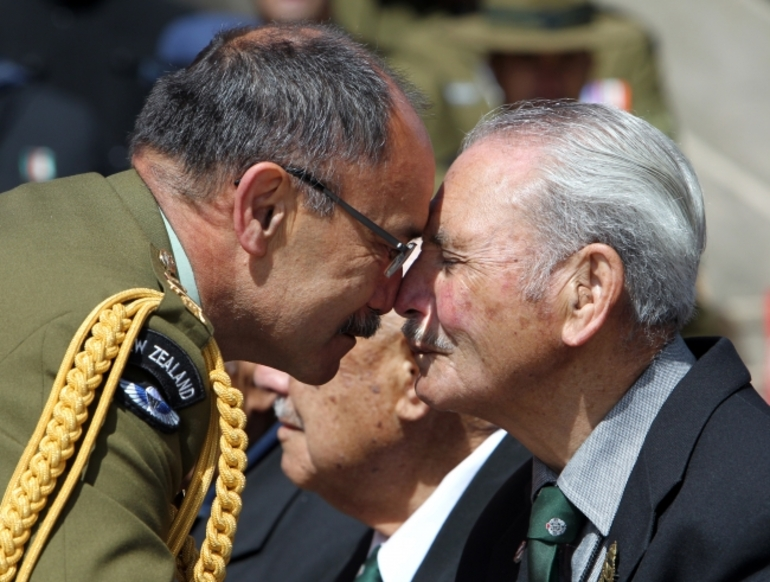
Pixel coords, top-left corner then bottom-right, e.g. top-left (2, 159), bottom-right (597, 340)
top-left (429, 231), bottom-right (449, 248)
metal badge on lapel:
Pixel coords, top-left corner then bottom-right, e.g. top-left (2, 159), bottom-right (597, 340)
top-left (513, 540), bottom-right (527, 564)
top-left (158, 248), bottom-right (207, 324)
top-left (600, 541), bottom-right (618, 582)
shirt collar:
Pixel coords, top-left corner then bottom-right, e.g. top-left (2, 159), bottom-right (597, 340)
top-left (377, 430), bottom-right (507, 581)
top-left (532, 335), bottom-right (695, 535)
top-left (159, 209), bottom-right (201, 306)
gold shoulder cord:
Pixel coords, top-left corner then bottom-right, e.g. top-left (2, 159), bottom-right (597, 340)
top-left (0, 289), bottom-right (247, 582)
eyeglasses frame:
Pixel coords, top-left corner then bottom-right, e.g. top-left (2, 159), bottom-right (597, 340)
top-left (235, 165), bottom-right (416, 278)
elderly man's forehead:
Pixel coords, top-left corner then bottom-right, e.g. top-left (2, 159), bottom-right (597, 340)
top-left (449, 137), bottom-right (543, 204)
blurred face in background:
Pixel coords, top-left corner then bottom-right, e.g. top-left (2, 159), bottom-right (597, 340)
top-left (490, 51), bottom-right (592, 102)
top-left (255, 0), bottom-right (331, 22)
top-left (273, 315), bottom-right (419, 496)
top-left (226, 361), bottom-right (286, 443)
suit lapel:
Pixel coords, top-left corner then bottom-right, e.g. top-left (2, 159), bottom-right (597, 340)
top-left (333, 529), bottom-right (375, 582)
top-left (413, 435), bottom-right (530, 582)
top-left (607, 338), bottom-right (751, 580)
top-left (457, 458), bottom-right (533, 581)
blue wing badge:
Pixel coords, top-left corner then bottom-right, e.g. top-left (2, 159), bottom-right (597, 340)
top-left (119, 379), bottom-right (181, 433)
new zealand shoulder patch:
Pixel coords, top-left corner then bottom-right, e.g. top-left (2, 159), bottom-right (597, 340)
top-left (127, 329), bottom-right (205, 409)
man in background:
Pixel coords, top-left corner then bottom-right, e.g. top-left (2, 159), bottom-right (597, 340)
top-left (0, 58), bottom-right (100, 190)
top-left (271, 312), bottom-right (530, 581)
top-left (0, 0), bottom-right (192, 174)
top-left (192, 362), bottom-right (371, 582)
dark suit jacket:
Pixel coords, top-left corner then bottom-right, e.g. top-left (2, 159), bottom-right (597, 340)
top-left (191, 438), bottom-right (372, 582)
top-left (334, 434), bottom-right (531, 582)
top-left (457, 337), bottom-right (770, 582)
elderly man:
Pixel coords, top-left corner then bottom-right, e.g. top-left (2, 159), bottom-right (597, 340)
top-left (190, 362), bottom-right (371, 582)
top-left (395, 101), bottom-right (770, 582)
top-left (271, 312), bottom-right (529, 581)
top-left (0, 23), bottom-right (433, 582)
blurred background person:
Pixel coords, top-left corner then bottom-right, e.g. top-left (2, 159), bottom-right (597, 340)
top-left (141, 0), bottom-right (333, 83)
top-left (0, 0), bottom-right (191, 176)
top-left (453, 0), bottom-right (673, 134)
top-left (271, 311), bottom-right (530, 581)
top-left (376, 0), bottom-right (674, 181)
top-left (191, 361), bottom-right (371, 582)
top-left (0, 58), bottom-right (100, 191)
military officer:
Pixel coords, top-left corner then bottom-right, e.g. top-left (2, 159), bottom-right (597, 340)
top-left (0, 22), bottom-right (434, 582)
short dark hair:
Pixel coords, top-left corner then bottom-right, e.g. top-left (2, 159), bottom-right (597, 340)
top-left (130, 23), bottom-right (415, 210)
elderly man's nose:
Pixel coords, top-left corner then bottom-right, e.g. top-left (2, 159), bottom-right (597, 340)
top-left (254, 365), bottom-right (291, 395)
top-left (366, 268), bottom-right (403, 314)
top-left (394, 255), bottom-right (429, 319)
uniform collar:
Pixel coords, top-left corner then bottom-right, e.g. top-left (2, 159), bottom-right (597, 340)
top-left (159, 209), bottom-right (201, 307)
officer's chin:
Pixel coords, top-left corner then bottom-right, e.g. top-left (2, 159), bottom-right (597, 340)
top-left (289, 337), bottom-right (352, 386)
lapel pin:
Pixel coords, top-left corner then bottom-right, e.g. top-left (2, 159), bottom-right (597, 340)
top-left (600, 541), bottom-right (618, 582)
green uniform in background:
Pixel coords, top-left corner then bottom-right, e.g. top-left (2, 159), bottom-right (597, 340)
top-left (335, 0), bottom-right (674, 183)
top-left (0, 170), bottom-right (212, 581)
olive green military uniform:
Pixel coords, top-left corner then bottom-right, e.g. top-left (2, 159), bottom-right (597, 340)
top-left (0, 170), bottom-right (212, 581)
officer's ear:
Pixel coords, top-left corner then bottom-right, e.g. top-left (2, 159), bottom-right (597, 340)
top-left (232, 163), bottom-right (291, 257)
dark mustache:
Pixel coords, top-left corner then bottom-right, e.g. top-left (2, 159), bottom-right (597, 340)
top-left (338, 308), bottom-right (381, 339)
top-left (401, 317), bottom-right (454, 351)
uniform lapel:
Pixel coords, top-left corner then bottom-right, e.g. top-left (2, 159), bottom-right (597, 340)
top-left (607, 338), bottom-right (751, 580)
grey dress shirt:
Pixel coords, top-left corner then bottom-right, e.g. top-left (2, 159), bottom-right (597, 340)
top-left (531, 335), bottom-right (695, 582)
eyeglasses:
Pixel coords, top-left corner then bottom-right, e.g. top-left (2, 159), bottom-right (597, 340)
top-left (236, 166), bottom-right (416, 278)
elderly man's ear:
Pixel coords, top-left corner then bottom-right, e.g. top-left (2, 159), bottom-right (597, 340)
top-left (560, 243), bottom-right (625, 347)
top-left (232, 163), bottom-right (292, 256)
top-left (394, 351), bottom-right (431, 422)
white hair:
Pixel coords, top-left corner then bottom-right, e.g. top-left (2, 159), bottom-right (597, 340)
top-left (463, 101), bottom-right (706, 331)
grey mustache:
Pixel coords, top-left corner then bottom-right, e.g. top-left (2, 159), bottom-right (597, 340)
top-left (274, 396), bottom-right (304, 429)
top-left (401, 317), bottom-right (454, 352)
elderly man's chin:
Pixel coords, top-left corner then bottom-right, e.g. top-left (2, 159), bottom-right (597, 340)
top-left (278, 432), bottom-right (317, 488)
top-left (413, 357), bottom-right (462, 412)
